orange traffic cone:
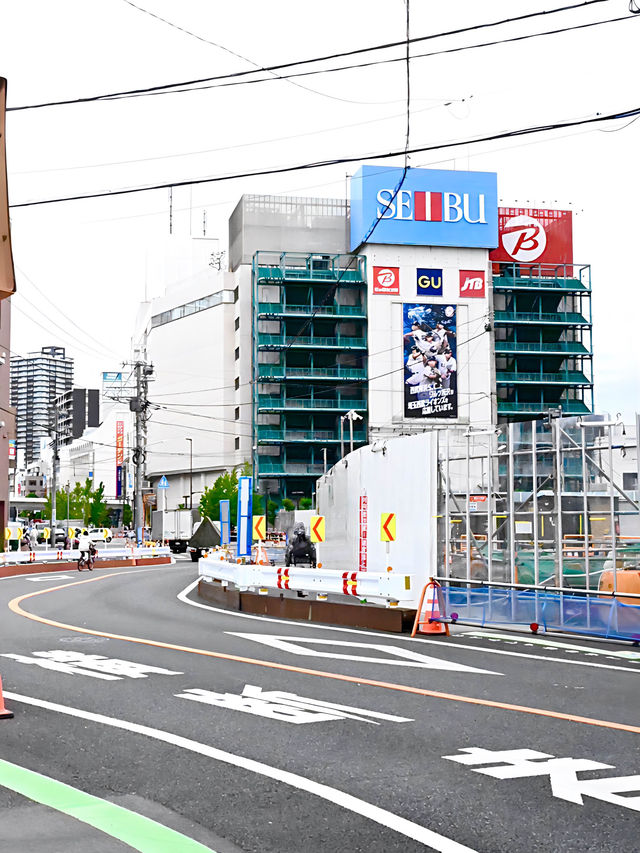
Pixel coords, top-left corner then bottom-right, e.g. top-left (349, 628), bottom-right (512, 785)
top-left (0, 674), bottom-right (14, 719)
top-left (412, 580), bottom-right (450, 637)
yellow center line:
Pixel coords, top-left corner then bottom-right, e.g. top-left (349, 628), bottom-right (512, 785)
top-left (8, 573), bottom-right (640, 736)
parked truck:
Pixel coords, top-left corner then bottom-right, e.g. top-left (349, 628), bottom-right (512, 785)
top-left (151, 509), bottom-right (200, 553)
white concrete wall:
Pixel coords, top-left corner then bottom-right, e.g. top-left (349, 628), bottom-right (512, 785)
top-left (360, 243), bottom-right (495, 438)
top-left (316, 431), bottom-right (439, 605)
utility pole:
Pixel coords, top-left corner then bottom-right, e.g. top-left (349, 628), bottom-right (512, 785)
top-left (49, 405), bottom-right (59, 547)
top-left (131, 355), bottom-right (153, 543)
top-left (186, 437), bottom-right (193, 509)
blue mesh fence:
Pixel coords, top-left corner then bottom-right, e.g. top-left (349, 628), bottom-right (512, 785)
top-left (440, 584), bottom-right (640, 643)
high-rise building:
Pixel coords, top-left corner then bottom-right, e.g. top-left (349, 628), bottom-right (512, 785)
top-left (10, 345), bottom-right (73, 463)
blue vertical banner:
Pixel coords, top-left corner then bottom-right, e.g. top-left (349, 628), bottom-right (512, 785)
top-left (220, 499), bottom-right (231, 545)
top-left (236, 477), bottom-right (252, 557)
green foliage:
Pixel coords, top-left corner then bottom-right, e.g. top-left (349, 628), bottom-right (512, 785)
top-left (299, 497), bottom-right (312, 510)
top-left (267, 500), bottom-right (278, 526)
top-left (44, 479), bottom-right (111, 526)
top-left (281, 498), bottom-right (295, 512)
top-left (199, 464), bottom-right (264, 527)
top-left (122, 503), bottom-right (132, 527)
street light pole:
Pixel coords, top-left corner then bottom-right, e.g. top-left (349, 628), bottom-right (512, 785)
top-left (186, 437), bottom-right (193, 509)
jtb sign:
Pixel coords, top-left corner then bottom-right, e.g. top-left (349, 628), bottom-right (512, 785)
top-left (350, 165), bottom-right (498, 251)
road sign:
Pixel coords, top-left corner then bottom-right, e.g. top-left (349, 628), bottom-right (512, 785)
top-left (68, 528), bottom-right (75, 538)
top-left (103, 529), bottom-right (109, 540)
top-left (237, 477), bottom-right (252, 557)
top-left (43, 527), bottom-right (50, 539)
top-left (252, 515), bottom-right (266, 541)
top-left (380, 513), bottom-right (396, 542)
top-left (158, 475), bottom-right (169, 489)
top-left (310, 516), bottom-right (325, 543)
top-left (220, 500), bottom-right (231, 545)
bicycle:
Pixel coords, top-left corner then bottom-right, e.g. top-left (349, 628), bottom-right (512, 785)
top-left (77, 546), bottom-right (97, 572)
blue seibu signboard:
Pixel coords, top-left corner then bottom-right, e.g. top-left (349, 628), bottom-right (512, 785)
top-left (350, 165), bottom-right (498, 251)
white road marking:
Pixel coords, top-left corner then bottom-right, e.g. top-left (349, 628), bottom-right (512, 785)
top-left (177, 579), bottom-right (640, 675)
top-left (1, 651), bottom-right (182, 680)
top-left (444, 747), bottom-right (640, 812)
top-left (227, 633), bottom-right (499, 674)
top-left (26, 575), bottom-right (74, 582)
top-left (177, 684), bottom-right (413, 725)
top-left (461, 630), bottom-right (640, 662)
top-left (4, 692), bottom-right (478, 853)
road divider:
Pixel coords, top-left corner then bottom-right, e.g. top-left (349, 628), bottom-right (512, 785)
top-left (198, 554), bottom-right (414, 606)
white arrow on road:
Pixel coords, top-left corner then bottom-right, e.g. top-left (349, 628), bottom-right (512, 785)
top-left (227, 633), bottom-right (500, 674)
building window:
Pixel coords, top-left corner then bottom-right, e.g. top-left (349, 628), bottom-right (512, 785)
top-left (235, 347), bottom-right (240, 360)
top-left (234, 317), bottom-right (240, 331)
top-left (234, 286), bottom-right (239, 302)
top-left (235, 437), bottom-right (240, 450)
top-left (234, 376), bottom-right (240, 390)
top-left (235, 407), bottom-right (240, 420)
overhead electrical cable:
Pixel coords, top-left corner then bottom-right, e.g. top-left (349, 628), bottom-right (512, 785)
top-left (10, 104), bottom-right (640, 209)
top-left (7, 0), bottom-right (616, 111)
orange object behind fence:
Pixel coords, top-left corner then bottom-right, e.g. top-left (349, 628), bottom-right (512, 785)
top-left (0, 674), bottom-right (13, 719)
top-left (412, 579), bottom-right (449, 637)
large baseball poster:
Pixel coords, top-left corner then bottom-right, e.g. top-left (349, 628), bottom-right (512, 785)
top-left (403, 303), bottom-right (457, 419)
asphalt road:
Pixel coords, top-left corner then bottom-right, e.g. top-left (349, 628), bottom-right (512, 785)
top-left (1, 557), bottom-right (639, 852)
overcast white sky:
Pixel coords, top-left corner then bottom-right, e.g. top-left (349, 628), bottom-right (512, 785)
top-left (2, 0), bottom-right (639, 418)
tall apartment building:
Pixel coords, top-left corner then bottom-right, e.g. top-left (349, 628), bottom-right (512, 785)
top-left (10, 345), bottom-right (73, 463)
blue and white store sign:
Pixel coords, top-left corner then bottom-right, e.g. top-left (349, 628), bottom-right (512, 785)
top-left (350, 165), bottom-right (498, 251)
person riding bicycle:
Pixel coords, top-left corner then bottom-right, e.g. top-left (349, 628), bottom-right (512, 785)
top-left (77, 531), bottom-right (96, 571)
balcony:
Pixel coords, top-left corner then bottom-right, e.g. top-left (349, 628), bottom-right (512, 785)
top-left (496, 371), bottom-right (592, 386)
top-left (258, 334), bottom-right (367, 350)
top-left (258, 396), bottom-right (367, 412)
top-left (256, 262), bottom-right (365, 285)
top-left (497, 400), bottom-right (591, 415)
top-left (494, 311), bottom-right (590, 326)
top-left (258, 303), bottom-right (366, 319)
top-left (258, 428), bottom-right (367, 443)
top-left (495, 341), bottom-right (590, 355)
top-left (258, 365), bottom-right (367, 381)
top-left (492, 264), bottom-right (589, 292)
top-left (257, 461), bottom-right (326, 476)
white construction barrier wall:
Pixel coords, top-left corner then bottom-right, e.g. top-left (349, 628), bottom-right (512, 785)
top-left (315, 431), bottom-right (439, 605)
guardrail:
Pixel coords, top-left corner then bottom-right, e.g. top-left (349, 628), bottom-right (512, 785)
top-left (0, 546), bottom-right (171, 565)
top-left (198, 555), bottom-right (415, 605)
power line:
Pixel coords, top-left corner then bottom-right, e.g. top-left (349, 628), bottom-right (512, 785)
top-left (7, 0), bottom-right (615, 111)
top-left (10, 104), bottom-right (640, 209)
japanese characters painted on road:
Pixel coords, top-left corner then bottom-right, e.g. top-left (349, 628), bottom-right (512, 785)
top-left (444, 747), bottom-right (640, 813)
top-left (227, 634), bottom-right (498, 674)
top-left (403, 302), bottom-right (457, 419)
top-left (0, 651), bottom-right (182, 681)
top-left (176, 684), bottom-right (413, 726)
top-left (380, 513), bottom-right (396, 542)
top-left (252, 515), bottom-right (266, 541)
top-left (310, 516), bottom-right (325, 543)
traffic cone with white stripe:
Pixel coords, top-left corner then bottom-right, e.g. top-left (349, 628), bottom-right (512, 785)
top-left (0, 674), bottom-right (13, 719)
top-left (412, 580), bottom-right (449, 637)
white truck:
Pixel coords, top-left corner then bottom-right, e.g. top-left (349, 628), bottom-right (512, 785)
top-left (151, 509), bottom-right (200, 553)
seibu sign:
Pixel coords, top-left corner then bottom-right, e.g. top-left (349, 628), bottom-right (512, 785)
top-left (350, 165), bottom-right (498, 251)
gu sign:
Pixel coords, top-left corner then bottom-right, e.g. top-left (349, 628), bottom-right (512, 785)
top-left (350, 165), bottom-right (498, 251)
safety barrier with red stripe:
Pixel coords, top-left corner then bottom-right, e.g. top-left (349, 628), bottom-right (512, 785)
top-left (199, 556), bottom-right (416, 605)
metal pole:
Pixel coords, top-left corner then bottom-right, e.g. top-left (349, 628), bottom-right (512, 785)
top-left (322, 447), bottom-right (327, 475)
top-left (486, 432), bottom-right (493, 583)
top-left (532, 422), bottom-right (540, 587)
top-left (554, 417), bottom-right (564, 589)
top-left (349, 415), bottom-right (354, 455)
top-left (50, 406), bottom-right (58, 547)
top-left (444, 429), bottom-right (450, 579)
top-left (507, 422), bottom-right (516, 585)
top-left (187, 437), bottom-right (193, 510)
top-left (465, 432), bottom-right (471, 581)
top-left (340, 416), bottom-right (344, 459)
top-left (581, 426), bottom-right (590, 589)
top-left (134, 361), bottom-right (144, 543)
top-left (608, 424), bottom-right (617, 595)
